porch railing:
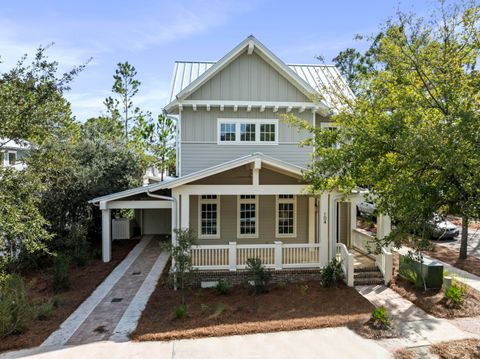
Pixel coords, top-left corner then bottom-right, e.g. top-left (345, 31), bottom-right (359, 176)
top-left (375, 247), bottom-right (393, 285)
top-left (351, 228), bottom-right (376, 258)
top-left (191, 241), bottom-right (322, 271)
top-left (335, 243), bottom-right (354, 287)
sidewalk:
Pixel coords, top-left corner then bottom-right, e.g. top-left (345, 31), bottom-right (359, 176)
top-left (42, 236), bottom-right (168, 347)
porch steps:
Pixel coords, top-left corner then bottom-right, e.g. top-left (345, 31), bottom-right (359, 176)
top-left (354, 267), bottom-right (384, 286)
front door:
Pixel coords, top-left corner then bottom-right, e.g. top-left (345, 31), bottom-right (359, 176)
top-left (336, 202), bottom-right (351, 247)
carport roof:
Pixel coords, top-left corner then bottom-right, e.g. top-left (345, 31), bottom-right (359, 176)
top-left (88, 153), bottom-right (306, 204)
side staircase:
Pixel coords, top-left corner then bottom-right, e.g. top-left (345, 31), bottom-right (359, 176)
top-left (354, 266), bottom-right (384, 286)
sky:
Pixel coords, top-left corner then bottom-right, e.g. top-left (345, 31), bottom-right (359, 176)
top-left (0, 0), bottom-right (435, 122)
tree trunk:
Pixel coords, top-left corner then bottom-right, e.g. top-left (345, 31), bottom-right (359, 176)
top-left (459, 215), bottom-right (469, 260)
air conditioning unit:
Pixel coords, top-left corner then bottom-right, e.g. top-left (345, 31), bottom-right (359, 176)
top-left (112, 218), bottom-right (134, 240)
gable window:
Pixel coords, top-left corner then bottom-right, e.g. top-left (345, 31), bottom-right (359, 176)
top-left (198, 195), bottom-right (220, 239)
top-left (237, 195), bottom-right (258, 238)
top-left (276, 195), bottom-right (296, 237)
top-left (7, 151), bottom-right (17, 166)
top-left (220, 123), bottom-right (236, 142)
top-left (218, 119), bottom-right (278, 145)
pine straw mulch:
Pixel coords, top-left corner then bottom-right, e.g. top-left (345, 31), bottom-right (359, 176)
top-left (423, 243), bottom-right (480, 278)
top-left (354, 318), bottom-right (400, 340)
top-left (390, 252), bottom-right (480, 319)
top-left (131, 276), bottom-right (375, 342)
top-left (395, 339), bottom-right (480, 359)
top-left (0, 238), bottom-right (140, 354)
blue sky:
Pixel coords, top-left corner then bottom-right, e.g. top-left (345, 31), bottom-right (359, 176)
top-left (0, 0), bottom-right (433, 121)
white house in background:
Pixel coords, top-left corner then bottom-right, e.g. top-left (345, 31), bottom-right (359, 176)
top-left (0, 139), bottom-right (29, 170)
top-left (89, 36), bottom-right (392, 286)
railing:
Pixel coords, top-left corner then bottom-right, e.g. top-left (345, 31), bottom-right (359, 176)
top-left (335, 243), bottom-right (354, 287)
top-left (351, 228), bottom-right (376, 258)
top-left (191, 241), bottom-right (322, 271)
top-left (375, 247), bottom-right (393, 285)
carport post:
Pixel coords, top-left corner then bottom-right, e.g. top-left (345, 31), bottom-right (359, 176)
top-left (100, 201), bottom-right (111, 263)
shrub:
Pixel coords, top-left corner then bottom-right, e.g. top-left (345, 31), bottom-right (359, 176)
top-left (65, 223), bottom-right (89, 267)
top-left (214, 280), bottom-right (231, 295)
top-left (246, 258), bottom-right (271, 295)
top-left (52, 295), bottom-right (65, 308)
top-left (300, 284), bottom-right (309, 295)
top-left (174, 304), bottom-right (188, 319)
top-left (320, 258), bottom-right (344, 287)
top-left (444, 284), bottom-right (466, 307)
top-left (399, 267), bottom-right (424, 289)
top-left (53, 254), bottom-right (70, 291)
top-left (371, 306), bottom-right (391, 329)
top-left (36, 300), bottom-right (54, 321)
top-left (0, 274), bottom-right (34, 338)
top-left (276, 281), bottom-right (288, 290)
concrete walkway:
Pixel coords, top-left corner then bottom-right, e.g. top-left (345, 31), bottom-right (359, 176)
top-left (42, 236), bottom-right (168, 347)
top-left (1, 327), bottom-right (392, 359)
top-left (356, 285), bottom-right (479, 352)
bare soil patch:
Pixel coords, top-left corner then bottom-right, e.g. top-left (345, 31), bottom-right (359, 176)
top-left (431, 339), bottom-right (480, 359)
top-left (131, 276), bottom-right (374, 342)
top-left (390, 252), bottom-right (480, 318)
top-left (424, 243), bottom-right (480, 277)
top-left (0, 238), bottom-right (139, 354)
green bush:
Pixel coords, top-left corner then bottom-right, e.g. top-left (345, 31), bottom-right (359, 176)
top-left (53, 254), bottom-right (70, 291)
top-left (300, 284), bottom-right (309, 295)
top-left (0, 274), bottom-right (34, 338)
top-left (399, 267), bottom-right (424, 289)
top-left (371, 306), bottom-right (391, 329)
top-left (276, 281), bottom-right (288, 290)
top-left (246, 258), bottom-right (271, 294)
top-left (174, 304), bottom-right (188, 319)
top-left (65, 223), bottom-right (89, 267)
top-left (36, 300), bottom-right (54, 321)
top-left (444, 284), bottom-right (466, 307)
top-left (52, 295), bottom-right (65, 308)
top-left (214, 280), bottom-right (231, 295)
top-left (320, 258), bottom-right (344, 287)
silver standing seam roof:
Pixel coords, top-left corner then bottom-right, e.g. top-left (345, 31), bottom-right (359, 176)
top-left (168, 61), bottom-right (351, 105)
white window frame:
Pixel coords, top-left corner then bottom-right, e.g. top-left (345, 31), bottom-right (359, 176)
top-left (217, 119), bottom-right (278, 145)
top-left (198, 195), bottom-right (221, 239)
top-left (237, 195), bottom-right (259, 238)
top-left (275, 195), bottom-right (297, 238)
top-left (7, 151), bottom-right (17, 166)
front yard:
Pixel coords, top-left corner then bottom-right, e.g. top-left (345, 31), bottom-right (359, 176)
top-left (132, 274), bottom-right (374, 342)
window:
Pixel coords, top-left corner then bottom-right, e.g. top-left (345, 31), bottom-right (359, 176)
top-left (218, 119), bottom-right (278, 144)
top-left (220, 123), bottom-right (236, 142)
top-left (238, 195), bottom-right (258, 238)
top-left (276, 195), bottom-right (296, 237)
top-left (198, 195), bottom-right (220, 239)
top-left (7, 151), bottom-right (16, 166)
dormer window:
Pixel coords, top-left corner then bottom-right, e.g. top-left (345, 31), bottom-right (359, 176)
top-left (218, 119), bottom-right (278, 145)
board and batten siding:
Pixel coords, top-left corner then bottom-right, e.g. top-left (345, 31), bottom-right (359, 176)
top-left (190, 195), bottom-right (309, 245)
top-left (186, 52), bottom-right (310, 102)
top-left (180, 108), bottom-right (313, 174)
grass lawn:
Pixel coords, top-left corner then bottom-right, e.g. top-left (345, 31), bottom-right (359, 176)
top-left (0, 238), bottom-right (139, 354)
top-left (131, 272), bottom-right (375, 342)
top-left (390, 253), bottom-right (480, 319)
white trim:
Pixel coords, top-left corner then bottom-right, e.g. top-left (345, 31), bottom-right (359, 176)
top-left (198, 195), bottom-right (221, 239)
top-left (217, 119), bottom-right (278, 145)
top-left (182, 184), bottom-right (306, 196)
top-left (237, 195), bottom-right (259, 239)
top-left (107, 200), bottom-right (172, 209)
top-left (275, 195), bottom-right (297, 238)
top-left (178, 100), bottom-right (318, 110)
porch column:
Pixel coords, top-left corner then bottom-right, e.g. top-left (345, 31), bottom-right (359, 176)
top-left (101, 207), bottom-right (111, 263)
top-left (180, 193), bottom-right (190, 230)
top-left (377, 214), bottom-right (392, 241)
top-left (308, 197), bottom-right (316, 244)
top-left (171, 190), bottom-right (180, 246)
top-left (319, 193), bottom-right (329, 266)
top-left (350, 196), bottom-right (359, 232)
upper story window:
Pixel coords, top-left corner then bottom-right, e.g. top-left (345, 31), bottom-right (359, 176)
top-left (2, 151), bottom-right (17, 167)
top-left (218, 119), bottom-right (278, 145)
top-left (320, 123), bottom-right (341, 149)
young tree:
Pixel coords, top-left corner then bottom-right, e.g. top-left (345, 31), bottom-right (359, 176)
top-left (150, 114), bottom-right (176, 180)
top-left (287, 0), bottom-right (480, 260)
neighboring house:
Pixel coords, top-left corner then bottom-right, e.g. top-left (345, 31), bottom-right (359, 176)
top-left (0, 139), bottom-right (29, 170)
top-left (90, 36), bottom-right (393, 286)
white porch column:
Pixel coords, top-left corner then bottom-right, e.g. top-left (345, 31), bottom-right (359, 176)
top-left (319, 193), bottom-right (329, 266)
top-left (308, 197), bottom-right (316, 244)
top-left (377, 214), bottom-right (392, 241)
top-left (350, 196), bottom-right (359, 233)
top-left (180, 193), bottom-right (190, 230)
top-left (101, 208), bottom-right (111, 263)
top-left (171, 190), bottom-right (180, 246)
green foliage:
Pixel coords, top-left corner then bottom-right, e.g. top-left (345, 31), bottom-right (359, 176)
top-left (300, 284), bottom-right (309, 295)
top-left (35, 299), bottom-right (54, 321)
top-left (246, 258), bottom-right (271, 294)
top-left (174, 304), bottom-right (188, 319)
top-left (444, 284), bottom-right (467, 307)
top-left (65, 223), bottom-right (89, 267)
top-left (52, 295), bottom-right (65, 308)
top-left (320, 258), bottom-right (344, 287)
top-left (399, 268), bottom-right (424, 289)
top-left (371, 306), bottom-right (391, 329)
top-left (214, 280), bottom-right (232, 295)
top-left (168, 228), bottom-right (197, 304)
top-left (276, 281), bottom-right (288, 290)
top-left (53, 254), bottom-right (70, 292)
top-left (0, 274), bottom-right (34, 338)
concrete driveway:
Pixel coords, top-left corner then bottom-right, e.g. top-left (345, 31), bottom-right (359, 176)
top-left (433, 227), bottom-right (480, 259)
top-left (2, 327), bottom-right (392, 359)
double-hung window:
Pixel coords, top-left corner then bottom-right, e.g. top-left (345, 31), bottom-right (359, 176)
top-left (276, 195), bottom-right (296, 237)
top-left (218, 119), bottom-right (278, 144)
top-left (198, 195), bottom-right (220, 239)
top-left (7, 151), bottom-right (16, 166)
top-left (237, 195), bottom-right (258, 238)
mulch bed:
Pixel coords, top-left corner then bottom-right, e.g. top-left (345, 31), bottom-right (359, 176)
top-left (0, 238), bottom-right (139, 354)
top-left (131, 277), bottom-right (375, 342)
top-left (354, 319), bottom-right (399, 340)
top-left (431, 339), bottom-right (480, 359)
top-left (424, 243), bottom-right (480, 277)
top-left (390, 252), bottom-right (480, 319)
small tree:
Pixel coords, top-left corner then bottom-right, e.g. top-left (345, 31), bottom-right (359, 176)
top-left (168, 228), bottom-right (197, 304)
top-left (150, 114), bottom-right (176, 180)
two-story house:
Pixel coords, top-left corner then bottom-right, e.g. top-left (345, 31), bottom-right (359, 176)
top-left (90, 36), bottom-right (392, 286)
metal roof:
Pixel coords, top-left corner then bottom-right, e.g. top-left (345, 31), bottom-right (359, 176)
top-left (0, 139), bottom-right (30, 150)
top-left (168, 61), bottom-right (351, 106)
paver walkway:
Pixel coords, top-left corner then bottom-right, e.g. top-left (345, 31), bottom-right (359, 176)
top-left (42, 235), bottom-right (168, 347)
top-left (356, 285), bottom-right (478, 352)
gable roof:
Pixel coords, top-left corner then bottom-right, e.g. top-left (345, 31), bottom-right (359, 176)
top-left (89, 153), bottom-right (305, 204)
